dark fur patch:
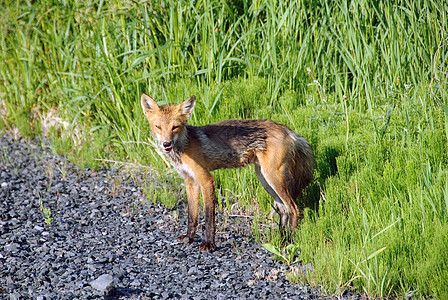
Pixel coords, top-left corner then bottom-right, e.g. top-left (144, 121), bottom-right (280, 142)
top-left (187, 120), bottom-right (269, 169)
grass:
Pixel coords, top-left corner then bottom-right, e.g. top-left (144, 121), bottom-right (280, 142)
top-left (1, 0), bottom-right (447, 298)
top-left (293, 98), bottom-right (448, 297)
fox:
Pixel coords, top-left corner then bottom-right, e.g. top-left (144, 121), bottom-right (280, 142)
top-left (141, 94), bottom-right (314, 251)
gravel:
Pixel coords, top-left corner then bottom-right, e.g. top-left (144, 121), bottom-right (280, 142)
top-left (0, 135), bottom-right (353, 299)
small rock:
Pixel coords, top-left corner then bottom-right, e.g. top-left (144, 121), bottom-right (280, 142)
top-left (9, 293), bottom-right (20, 300)
top-left (188, 266), bottom-right (198, 275)
top-left (1, 182), bottom-right (7, 188)
top-left (247, 280), bottom-right (257, 287)
top-left (254, 269), bottom-right (265, 279)
top-left (130, 279), bottom-right (141, 287)
top-left (4, 243), bottom-right (20, 253)
top-left (90, 274), bottom-right (115, 294)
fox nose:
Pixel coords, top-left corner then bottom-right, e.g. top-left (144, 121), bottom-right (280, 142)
top-left (162, 141), bottom-right (173, 151)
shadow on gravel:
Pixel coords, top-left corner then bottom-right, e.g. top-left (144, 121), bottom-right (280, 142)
top-left (106, 287), bottom-right (144, 299)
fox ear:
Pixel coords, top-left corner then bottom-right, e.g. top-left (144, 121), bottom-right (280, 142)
top-left (179, 95), bottom-right (196, 117)
top-left (141, 94), bottom-right (159, 114)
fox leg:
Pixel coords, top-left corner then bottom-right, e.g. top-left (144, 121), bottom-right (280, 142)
top-left (254, 164), bottom-right (289, 231)
top-left (255, 158), bottom-right (299, 232)
top-left (177, 176), bottom-right (200, 244)
top-left (190, 170), bottom-right (216, 252)
top-left (199, 176), bottom-right (216, 251)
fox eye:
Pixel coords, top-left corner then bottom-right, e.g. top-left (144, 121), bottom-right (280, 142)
top-left (172, 125), bottom-right (179, 131)
top-left (155, 125), bottom-right (161, 130)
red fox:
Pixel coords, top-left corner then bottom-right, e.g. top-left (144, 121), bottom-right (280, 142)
top-left (141, 94), bottom-right (314, 251)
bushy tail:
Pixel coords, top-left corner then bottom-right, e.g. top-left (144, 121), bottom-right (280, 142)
top-left (286, 132), bottom-right (314, 200)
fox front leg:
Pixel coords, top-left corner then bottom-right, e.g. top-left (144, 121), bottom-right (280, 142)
top-left (198, 176), bottom-right (216, 252)
top-left (177, 177), bottom-right (200, 244)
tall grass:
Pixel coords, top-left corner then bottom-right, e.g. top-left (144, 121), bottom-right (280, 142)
top-left (1, 0), bottom-right (447, 298)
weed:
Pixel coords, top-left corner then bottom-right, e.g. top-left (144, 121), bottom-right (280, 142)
top-left (1, 147), bottom-right (9, 164)
top-left (56, 163), bottom-right (68, 181)
top-left (262, 243), bottom-right (300, 266)
top-left (39, 200), bottom-right (54, 226)
top-left (42, 208), bottom-right (54, 226)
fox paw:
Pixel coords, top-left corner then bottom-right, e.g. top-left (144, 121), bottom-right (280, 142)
top-left (199, 241), bottom-right (216, 252)
top-left (176, 234), bottom-right (194, 244)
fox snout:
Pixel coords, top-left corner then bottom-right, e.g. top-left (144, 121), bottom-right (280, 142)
top-left (162, 141), bottom-right (173, 152)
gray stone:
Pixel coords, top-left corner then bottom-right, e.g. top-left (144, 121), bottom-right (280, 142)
top-left (9, 293), bottom-right (21, 300)
top-left (4, 243), bottom-right (20, 253)
top-left (34, 225), bottom-right (45, 231)
top-left (90, 274), bottom-right (115, 293)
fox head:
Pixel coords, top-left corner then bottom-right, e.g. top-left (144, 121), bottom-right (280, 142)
top-left (141, 94), bottom-right (196, 153)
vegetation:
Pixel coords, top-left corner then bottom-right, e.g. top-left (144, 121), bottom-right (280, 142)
top-left (1, 0), bottom-right (447, 298)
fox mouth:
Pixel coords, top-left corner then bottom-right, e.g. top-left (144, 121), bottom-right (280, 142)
top-left (162, 141), bottom-right (173, 152)
top-left (164, 146), bottom-right (173, 152)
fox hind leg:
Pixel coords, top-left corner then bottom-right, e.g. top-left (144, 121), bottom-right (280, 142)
top-left (254, 164), bottom-right (288, 230)
top-left (254, 162), bottom-right (298, 233)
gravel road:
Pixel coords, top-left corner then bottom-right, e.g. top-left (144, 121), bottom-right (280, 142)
top-left (0, 135), bottom-right (343, 299)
